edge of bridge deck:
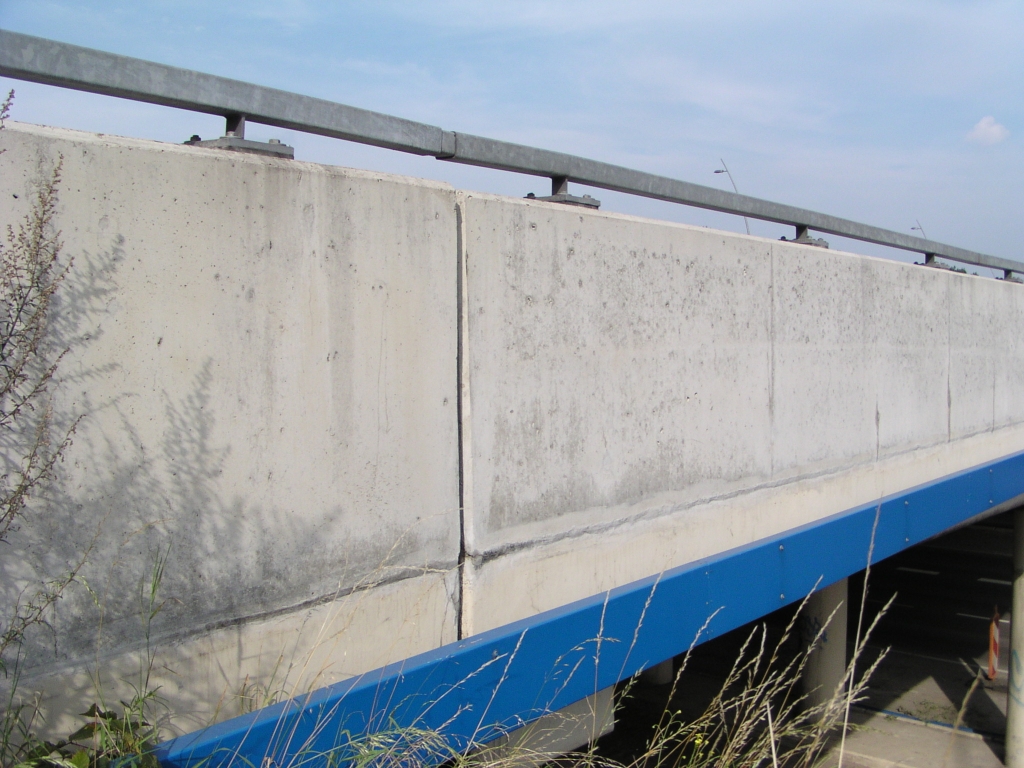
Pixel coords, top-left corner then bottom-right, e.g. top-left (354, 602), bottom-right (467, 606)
top-left (1, 28), bottom-right (1022, 276)
top-left (153, 449), bottom-right (1024, 768)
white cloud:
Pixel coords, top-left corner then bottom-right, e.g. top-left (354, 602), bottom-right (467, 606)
top-left (967, 116), bottom-right (1009, 145)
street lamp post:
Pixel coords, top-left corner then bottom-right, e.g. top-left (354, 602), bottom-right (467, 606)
top-left (714, 159), bottom-right (751, 236)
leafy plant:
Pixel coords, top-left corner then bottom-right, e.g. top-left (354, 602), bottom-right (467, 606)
top-left (2, 549), bottom-right (170, 768)
top-left (8, 698), bottom-right (159, 768)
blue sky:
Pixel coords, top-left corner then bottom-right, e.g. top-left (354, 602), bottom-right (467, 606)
top-left (1, 1), bottom-right (1020, 269)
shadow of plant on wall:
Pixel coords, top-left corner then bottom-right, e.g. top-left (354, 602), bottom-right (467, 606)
top-left (0, 107), bottom-right (444, 757)
top-left (0, 89), bottom-right (183, 767)
top-left (0, 114), bottom-right (459, 754)
top-left (10, 344), bottom-right (454, 723)
top-left (10, 335), bottom-right (455, 738)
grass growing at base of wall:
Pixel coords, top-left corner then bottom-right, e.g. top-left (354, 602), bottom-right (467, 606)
top-left (347, 591), bottom-right (889, 768)
top-left (2, 542), bottom-right (171, 768)
top-left (163, 580), bottom-right (886, 768)
top-left (3, 592), bottom-right (890, 768)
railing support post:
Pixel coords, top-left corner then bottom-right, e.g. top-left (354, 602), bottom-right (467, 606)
top-left (225, 113), bottom-right (246, 138)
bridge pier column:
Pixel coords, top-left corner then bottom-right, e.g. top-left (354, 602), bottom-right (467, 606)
top-left (474, 687), bottom-right (615, 766)
top-left (640, 658), bottom-right (675, 686)
top-left (1007, 509), bottom-right (1024, 766)
top-left (801, 578), bottom-right (848, 711)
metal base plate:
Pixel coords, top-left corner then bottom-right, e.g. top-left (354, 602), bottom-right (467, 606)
top-left (526, 192), bottom-right (601, 209)
top-left (184, 136), bottom-right (294, 159)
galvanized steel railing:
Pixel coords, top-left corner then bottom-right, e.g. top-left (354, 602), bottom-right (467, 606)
top-left (1, 28), bottom-right (1021, 278)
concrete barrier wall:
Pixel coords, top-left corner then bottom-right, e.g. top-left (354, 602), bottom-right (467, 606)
top-left (0, 123), bottom-right (460, 733)
top-left (459, 192), bottom-right (1024, 634)
top-left (1, 121), bottom-right (1023, 734)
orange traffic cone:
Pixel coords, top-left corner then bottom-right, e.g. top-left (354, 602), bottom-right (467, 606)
top-left (989, 606), bottom-right (1001, 681)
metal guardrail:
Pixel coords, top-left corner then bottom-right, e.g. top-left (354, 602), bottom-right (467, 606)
top-left (1, 28), bottom-right (1021, 277)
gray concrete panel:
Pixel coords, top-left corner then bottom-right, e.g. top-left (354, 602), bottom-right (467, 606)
top-left (771, 244), bottom-right (951, 470)
top-left (0, 123), bottom-right (460, 675)
top-left (949, 275), bottom-right (998, 438)
top-left (461, 191), bottom-right (1024, 582)
top-left (462, 195), bottom-right (774, 548)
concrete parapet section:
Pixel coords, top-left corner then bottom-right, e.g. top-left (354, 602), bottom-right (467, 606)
top-left (458, 192), bottom-right (1024, 634)
top-left (0, 122), bottom-right (459, 733)
top-left (1, 121), bottom-right (1023, 740)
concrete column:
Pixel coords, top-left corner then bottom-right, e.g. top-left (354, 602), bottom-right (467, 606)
top-left (801, 578), bottom-right (848, 711)
top-left (640, 658), bottom-right (675, 686)
top-left (475, 687), bottom-right (615, 767)
top-left (1006, 509), bottom-right (1024, 767)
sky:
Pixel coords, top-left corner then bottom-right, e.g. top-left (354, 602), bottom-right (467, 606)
top-left (0, 1), bottom-right (1020, 272)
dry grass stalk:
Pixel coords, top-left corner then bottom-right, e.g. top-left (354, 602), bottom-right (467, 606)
top-left (235, 584), bottom-right (888, 768)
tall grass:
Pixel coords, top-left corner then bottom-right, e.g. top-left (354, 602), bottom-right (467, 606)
top-left (188, 578), bottom-right (888, 768)
top-left (449, 583), bottom-right (890, 768)
top-left (617, 600), bottom-right (889, 768)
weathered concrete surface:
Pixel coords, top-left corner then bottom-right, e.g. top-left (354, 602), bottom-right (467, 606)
top-left (0, 122), bottom-right (459, 732)
top-left (20, 570), bottom-right (457, 735)
top-left (459, 192), bottom-right (1024, 634)
top-left (2, 121), bottom-right (1024, 739)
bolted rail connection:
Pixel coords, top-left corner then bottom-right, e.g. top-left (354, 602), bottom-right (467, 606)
top-left (0, 28), bottom-right (1020, 279)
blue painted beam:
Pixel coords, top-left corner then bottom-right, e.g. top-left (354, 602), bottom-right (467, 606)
top-left (155, 450), bottom-right (1024, 768)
